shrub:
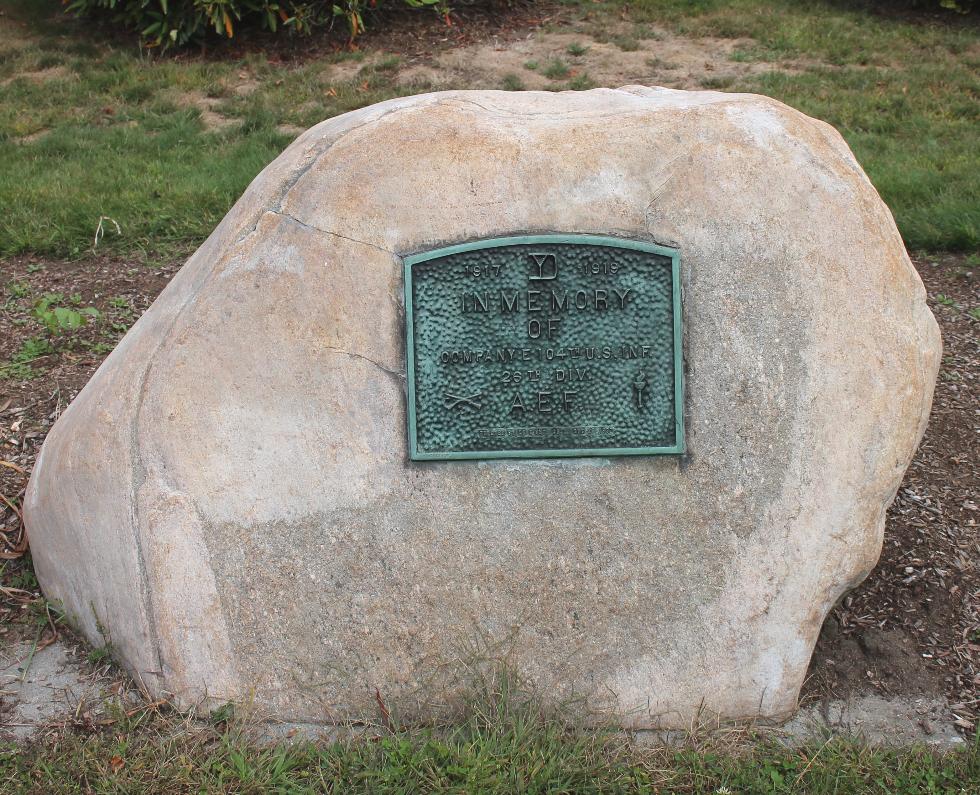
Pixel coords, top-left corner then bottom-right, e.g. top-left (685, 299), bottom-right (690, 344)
top-left (65, 0), bottom-right (451, 49)
top-left (864, 0), bottom-right (974, 11)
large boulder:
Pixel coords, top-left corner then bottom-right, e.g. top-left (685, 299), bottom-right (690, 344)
top-left (24, 87), bottom-right (940, 727)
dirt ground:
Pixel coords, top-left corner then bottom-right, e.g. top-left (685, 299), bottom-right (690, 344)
top-left (803, 255), bottom-right (979, 734)
top-left (2, 250), bottom-right (976, 740)
top-left (175, 20), bottom-right (785, 137)
top-left (0, 255), bottom-right (178, 638)
top-left (389, 28), bottom-right (801, 91)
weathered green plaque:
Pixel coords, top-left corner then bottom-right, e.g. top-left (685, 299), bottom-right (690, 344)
top-left (404, 235), bottom-right (683, 460)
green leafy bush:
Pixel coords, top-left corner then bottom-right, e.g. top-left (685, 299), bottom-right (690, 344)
top-left (66, 0), bottom-right (451, 49)
top-left (865, 0), bottom-right (974, 12)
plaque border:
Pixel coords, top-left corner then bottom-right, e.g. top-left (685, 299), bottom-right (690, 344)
top-left (403, 234), bottom-right (684, 461)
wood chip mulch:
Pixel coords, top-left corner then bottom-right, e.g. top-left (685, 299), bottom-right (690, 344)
top-left (1, 252), bottom-right (977, 733)
top-left (805, 254), bottom-right (978, 735)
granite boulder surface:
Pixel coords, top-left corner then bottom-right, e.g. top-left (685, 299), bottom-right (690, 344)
top-left (24, 87), bottom-right (940, 727)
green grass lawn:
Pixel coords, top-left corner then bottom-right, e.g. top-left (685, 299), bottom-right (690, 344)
top-left (0, 2), bottom-right (422, 261)
top-left (2, 696), bottom-right (978, 793)
top-left (0, 0), bottom-right (977, 261)
top-left (593, 0), bottom-right (980, 251)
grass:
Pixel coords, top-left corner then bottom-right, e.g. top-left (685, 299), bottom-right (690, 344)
top-left (1, 1), bottom-right (975, 255)
top-left (0, 336), bottom-right (52, 380)
top-left (501, 73), bottom-right (525, 91)
top-left (567, 0), bottom-right (980, 251)
top-left (611, 34), bottom-right (641, 51)
top-left (0, 2), bottom-right (431, 263)
top-left (2, 687), bottom-right (978, 794)
top-left (747, 64), bottom-right (978, 250)
top-left (568, 72), bottom-right (597, 91)
top-left (542, 58), bottom-right (572, 79)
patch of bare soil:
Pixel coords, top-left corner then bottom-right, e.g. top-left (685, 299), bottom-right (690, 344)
top-left (1, 252), bottom-right (976, 734)
top-left (11, 128), bottom-right (50, 144)
top-left (171, 67), bottom-right (259, 133)
top-left (174, 90), bottom-right (240, 132)
top-left (0, 634), bottom-right (141, 743)
top-left (802, 255), bottom-right (979, 736)
top-left (0, 65), bottom-right (71, 87)
top-left (395, 29), bottom-right (802, 91)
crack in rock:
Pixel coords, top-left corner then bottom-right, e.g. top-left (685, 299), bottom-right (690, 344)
top-left (322, 346), bottom-right (404, 381)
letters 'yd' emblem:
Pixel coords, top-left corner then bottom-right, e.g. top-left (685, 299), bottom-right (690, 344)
top-left (529, 253), bottom-right (558, 281)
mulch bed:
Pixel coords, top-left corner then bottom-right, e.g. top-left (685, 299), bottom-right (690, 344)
top-left (1, 251), bottom-right (976, 732)
top-left (804, 254), bottom-right (979, 734)
top-left (55, 0), bottom-right (557, 65)
top-left (0, 254), bottom-right (177, 652)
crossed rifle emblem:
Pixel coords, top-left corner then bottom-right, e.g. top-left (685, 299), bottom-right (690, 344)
top-left (444, 391), bottom-right (483, 410)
